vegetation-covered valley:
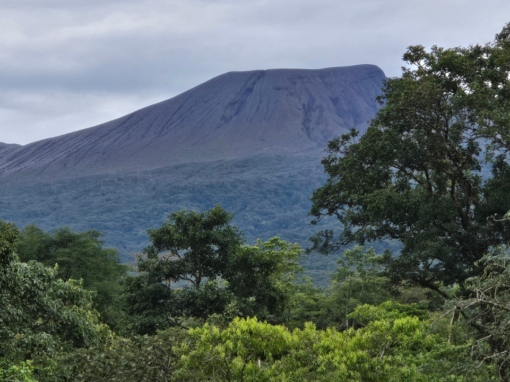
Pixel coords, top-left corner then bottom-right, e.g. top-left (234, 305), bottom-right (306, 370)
top-left (3, 23), bottom-right (510, 381)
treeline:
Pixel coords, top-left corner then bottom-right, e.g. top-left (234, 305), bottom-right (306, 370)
top-left (3, 21), bottom-right (510, 382)
top-left (0, 212), bottom-right (497, 381)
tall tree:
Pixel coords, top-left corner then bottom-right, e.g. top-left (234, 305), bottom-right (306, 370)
top-left (310, 23), bottom-right (510, 296)
top-left (143, 205), bottom-right (243, 290)
top-left (124, 205), bottom-right (243, 333)
top-left (124, 206), bottom-right (303, 334)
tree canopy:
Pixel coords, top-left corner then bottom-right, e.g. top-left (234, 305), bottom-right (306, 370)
top-left (124, 206), bottom-right (303, 334)
top-left (16, 224), bottom-right (129, 330)
top-left (0, 220), bottom-right (111, 366)
top-left (310, 23), bottom-right (510, 294)
top-left (67, 304), bottom-right (491, 382)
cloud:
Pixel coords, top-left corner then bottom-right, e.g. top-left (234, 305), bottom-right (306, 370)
top-left (0, 0), bottom-right (509, 144)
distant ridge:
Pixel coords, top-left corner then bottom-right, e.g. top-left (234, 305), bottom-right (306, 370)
top-left (0, 142), bottom-right (21, 151)
top-left (0, 65), bottom-right (385, 179)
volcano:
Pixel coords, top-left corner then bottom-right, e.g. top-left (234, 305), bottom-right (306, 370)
top-left (0, 65), bottom-right (384, 178)
top-left (0, 65), bottom-right (391, 284)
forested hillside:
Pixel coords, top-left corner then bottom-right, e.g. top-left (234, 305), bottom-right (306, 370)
top-left (0, 151), bottom-right (399, 286)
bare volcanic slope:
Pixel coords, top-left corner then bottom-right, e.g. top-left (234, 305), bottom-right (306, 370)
top-left (0, 143), bottom-right (20, 152)
top-left (0, 65), bottom-right (385, 179)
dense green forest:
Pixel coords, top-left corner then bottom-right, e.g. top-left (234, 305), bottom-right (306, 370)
top-left (3, 23), bottom-right (510, 381)
top-left (0, 146), bottom-right (373, 288)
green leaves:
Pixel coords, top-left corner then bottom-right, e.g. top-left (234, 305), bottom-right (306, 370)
top-left (0, 361), bottom-right (37, 382)
top-left (176, 317), bottom-right (294, 381)
top-left (172, 306), bottom-right (488, 381)
top-left (334, 246), bottom-right (385, 283)
top-left (124, 206), bottom-right (244, 333)
top-left (223, 237), bottom-right (303, 323)
top-left (307, 22), bottom-right (510, 378)
top-left (0, 219), bottom-right (113, 379)
top-left (143, 205), bottom-right (243, 288)
top-left (444, 245), bottom-right (510, 376)
top-left (49, 237), bottom-right (495, 381)
top-left (16, 224), bottom-right (129, 331)
top-left (62, 327), bottom-right (189, 382)
top-left (310, 23), bottom-right (510, 291)
top-left (0, 220), bottom-right (18, 267)
top-left (288, 247), bottom-right (393, 332)
top-left (124, 206), bottom-right (304, 334)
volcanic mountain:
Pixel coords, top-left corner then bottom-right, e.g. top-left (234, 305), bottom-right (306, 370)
top-left (0, 65), bottom-right (384, 178)
top-left (0, 65), bottom-right (393, 284)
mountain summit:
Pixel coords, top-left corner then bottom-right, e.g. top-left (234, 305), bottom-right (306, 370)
top-left (0, 65), bottom-right (385, 178)
top-left (0, 143), bottom-right (20, 152)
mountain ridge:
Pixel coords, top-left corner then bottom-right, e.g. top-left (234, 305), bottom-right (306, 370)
top-left (0, 65), bottom-right (385, 180)
top-left (0, 142), bottom-right (21, 151)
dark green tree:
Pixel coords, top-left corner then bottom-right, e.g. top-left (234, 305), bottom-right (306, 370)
top-left (124, 206), bottom-right (303, 334)
top-left (310, 23), bottom-right (510, 296)
top-left (16, 224), bottom-right (129, 331)
top-left (124, 205), bottom-right (243, 334)
top-left (143, 205), bottom-right (243, 289)
top-left (222, 237), bottom-right (303, 323)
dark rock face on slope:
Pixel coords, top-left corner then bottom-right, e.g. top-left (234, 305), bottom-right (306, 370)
top-left (0, 65), bottom-right (392, 285)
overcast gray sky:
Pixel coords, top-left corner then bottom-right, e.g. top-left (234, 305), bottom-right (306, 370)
top-left (0, 0), bottom-right (508, 144)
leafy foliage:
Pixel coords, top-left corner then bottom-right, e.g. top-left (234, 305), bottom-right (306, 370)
top-left (0, 214), bottom-right (502, 381)
top-left (222, 237), bottom-right (303, 323)
top-left (15, 225), bottom-right (129, 331)
top-left (310, 23), bottom-right (510, 294)
top-left (143, 205), bottom-right (244, 289)
top-left (0, 361), bottom-right (37, 382)
top-left (124, 206), bottom-right (303, 334)
top-left (0, 220), bottom-right (112, 369)
top-left (73, 306), bottom-right (489, 382)
top-left (330, 246), bottom-right (393, 328)
top-left (185, 306), bottom-right (491, 381)
top-left (61, 325), bottom-right (192, 382)
top-left (123, 206), bottom-right (243, 333)
top-left (288, 246), bottom-right (394, 331)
